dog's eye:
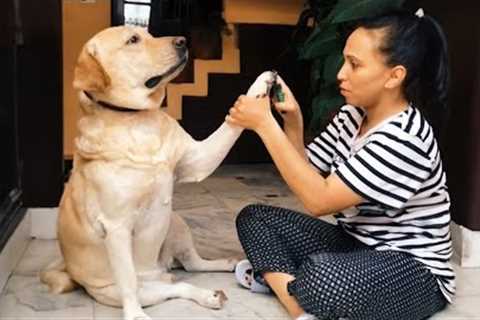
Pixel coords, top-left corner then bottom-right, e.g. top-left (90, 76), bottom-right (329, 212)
top-left (126, 34), bottom-right (140, 45)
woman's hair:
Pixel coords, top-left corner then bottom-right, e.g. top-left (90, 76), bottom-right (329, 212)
top-left (356, 10), bottom-right (450, 139)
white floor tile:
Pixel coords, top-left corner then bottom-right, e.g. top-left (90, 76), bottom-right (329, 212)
top-left (431, 295), bottom-right (480, 319)
top-left (0, 275), bottom-right (93, 320)
top-left (13, 239), bottom-right (61, 277)
top-left (1, 164), bottom-right (479, 320)
top-left (0, 212), bottom-right (31, 293)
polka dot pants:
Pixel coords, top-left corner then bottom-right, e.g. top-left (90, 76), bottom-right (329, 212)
top-left (236, 204), bottom-right (447, 320)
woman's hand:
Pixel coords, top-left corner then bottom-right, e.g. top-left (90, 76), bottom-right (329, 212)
top-left (272, 75), bottom-right (303, 127)
top-left (226, 95), bottom-right (275, 134)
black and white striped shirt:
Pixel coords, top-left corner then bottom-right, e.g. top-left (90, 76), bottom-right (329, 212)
top-left (306, 104), bottom-right (455, 302)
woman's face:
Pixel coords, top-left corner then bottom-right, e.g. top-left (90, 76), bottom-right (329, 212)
top-left (337, 27), bottom-right (394, 108)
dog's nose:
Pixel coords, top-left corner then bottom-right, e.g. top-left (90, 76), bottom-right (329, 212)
top-left (173, 37), bottom-right (186, 50)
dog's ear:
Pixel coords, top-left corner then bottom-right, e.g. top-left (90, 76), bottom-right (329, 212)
top-left (73, 43), bottom-right (111, 92)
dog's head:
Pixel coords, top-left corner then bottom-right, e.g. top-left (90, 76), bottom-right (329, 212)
top-left (74, 26), bottom-right (188, 111)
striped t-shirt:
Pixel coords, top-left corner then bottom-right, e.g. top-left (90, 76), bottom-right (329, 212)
top-left (306, 104), bottom-right (455, 302)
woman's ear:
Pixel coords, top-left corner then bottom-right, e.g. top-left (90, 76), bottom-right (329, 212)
top-left (73, 42), bottom-right (111, 92)
top-left (385, 65), bottom-right (407, 90)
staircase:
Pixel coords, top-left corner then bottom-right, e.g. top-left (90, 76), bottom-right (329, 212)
top-left (164, 0), bottom-right (307, 163)
top-left (165, 24), bottom-right (240, 120)
top-left (164, 0), bottom-right (304, 120)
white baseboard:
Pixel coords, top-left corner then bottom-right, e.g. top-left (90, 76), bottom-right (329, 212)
top-left (29, 207), bottom-right (58, 240)
top-left (451, 221), bottom-right (480, 267)
top-left (0, 212), bottom-right (31, 293)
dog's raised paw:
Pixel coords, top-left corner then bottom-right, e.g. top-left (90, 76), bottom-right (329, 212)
top-left (246, 71), bottom-right (273, 97)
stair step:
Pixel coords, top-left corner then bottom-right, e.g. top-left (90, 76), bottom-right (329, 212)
top-left (178, 25), bottom-right (312, 164)
top-left (165, 24), bottom-right (240, 119)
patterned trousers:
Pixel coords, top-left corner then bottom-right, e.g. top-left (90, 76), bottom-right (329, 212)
top-left (236, 204), bottom-right (447, 320)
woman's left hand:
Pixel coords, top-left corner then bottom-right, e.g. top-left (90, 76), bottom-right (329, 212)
top-left (226, 95), bottom-right (275, 133)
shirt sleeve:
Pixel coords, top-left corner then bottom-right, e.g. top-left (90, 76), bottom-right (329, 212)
top-left (334, 133), bottom-right (433, 209)
top-left (306, 111), bottom-right (343, 175)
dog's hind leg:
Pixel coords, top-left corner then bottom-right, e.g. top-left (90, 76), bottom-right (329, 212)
top-left (175, 244), bottom-right (238, 272)
top-left (87, 280), bottom-right (227, 309)
top-left (40, 258), bottom-right (79, 294)
top-left (160, 213), bottom-right (238, 272)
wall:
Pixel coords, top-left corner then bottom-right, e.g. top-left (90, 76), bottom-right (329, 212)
top-left (414, 0), bottom-right (480, 230)
top-left (63, 0), bottom-right (111, 158)
top-left (223, 0), bottom-right (304, 25)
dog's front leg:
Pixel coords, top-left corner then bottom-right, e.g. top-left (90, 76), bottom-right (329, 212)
top-left (104, 227), bottom-right (151, 320)
top-left (174, 123), bottom-right (242, 183)
top-left (175, 71), bottom-right (274, 183)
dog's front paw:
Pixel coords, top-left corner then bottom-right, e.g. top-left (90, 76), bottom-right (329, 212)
top-left (124, 304), bottom-right (151, 320)
top-left (246, 71), bottom-right (274, 97)
top-left (199, 289), bottom-right (228, 309)
top-left (125, 311), bottom-right (151, 320)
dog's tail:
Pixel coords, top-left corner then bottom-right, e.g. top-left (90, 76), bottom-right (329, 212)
top-left (40, 258), bottom-right (79, 294)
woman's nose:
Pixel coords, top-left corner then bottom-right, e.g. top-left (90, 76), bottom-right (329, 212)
top-left (337, 62), bottom-right (347, 82)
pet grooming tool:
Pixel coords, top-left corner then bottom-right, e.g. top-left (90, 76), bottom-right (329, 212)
top-left (266, 70), bottom-right (285, 103)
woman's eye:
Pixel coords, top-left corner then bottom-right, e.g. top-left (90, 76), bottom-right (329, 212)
top-left (126, 35), bottom-right (140, 45)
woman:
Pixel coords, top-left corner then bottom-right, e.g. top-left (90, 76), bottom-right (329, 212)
top-left (226, 9), bottom-right (454, 320)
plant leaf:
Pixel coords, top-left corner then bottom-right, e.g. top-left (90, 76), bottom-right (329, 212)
top-left (300, 25), bottom-right (340, 60)
top-left (300, 0), bottom-right (407, 131)
top-left (322, 49), bottom-right (344, 85)
top-left (311, 59), bottom-right (324, 90)
top-left (310, 89), bottom-right (345, 130)
top-left (327, 0), bottom-right (406, 23)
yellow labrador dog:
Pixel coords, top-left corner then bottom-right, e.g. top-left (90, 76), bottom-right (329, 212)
top-left (40, 26), bottom-right (272, 320)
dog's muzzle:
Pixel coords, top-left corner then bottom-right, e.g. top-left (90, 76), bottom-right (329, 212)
top-left (145, 54), bottom-right (187, 89)
top-left (145, 39), bottom-right (188, 89)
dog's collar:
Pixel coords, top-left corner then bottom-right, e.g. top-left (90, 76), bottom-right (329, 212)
top-left (83, 91), bottom-right (141, 113)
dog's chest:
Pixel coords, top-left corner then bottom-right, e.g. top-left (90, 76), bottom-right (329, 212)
top-left (80, 160), bottom-right (176, 230)
top-left (76, 114), bottom-right (179, 167)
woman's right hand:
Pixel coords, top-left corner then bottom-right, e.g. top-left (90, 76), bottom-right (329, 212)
top-left (272, 75), bottom-right (303, 126)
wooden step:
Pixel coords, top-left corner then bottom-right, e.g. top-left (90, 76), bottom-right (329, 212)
top-left (165, 24), bottom-right (240, 119)
top-left (179, 24), bottom-right (311, 164)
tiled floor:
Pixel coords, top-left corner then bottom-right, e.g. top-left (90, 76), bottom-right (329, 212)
top-left (1, 164), bottom-right (479, 319)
